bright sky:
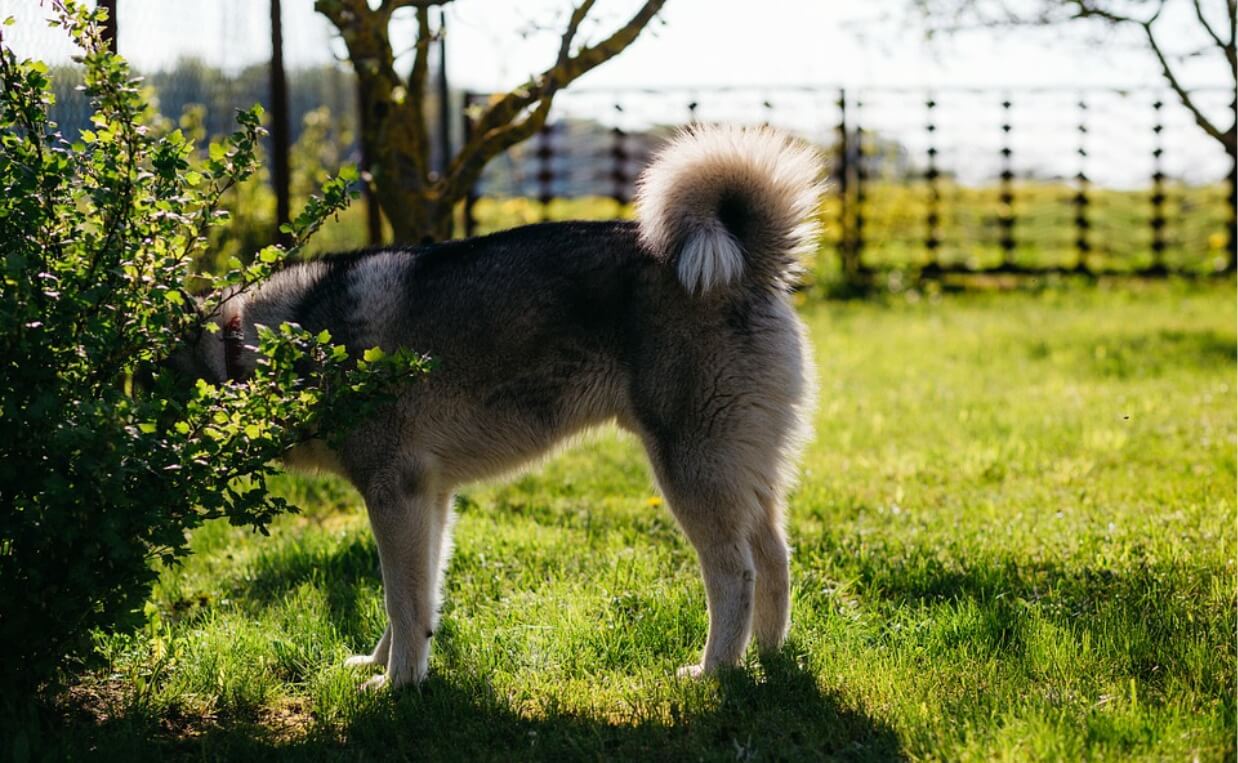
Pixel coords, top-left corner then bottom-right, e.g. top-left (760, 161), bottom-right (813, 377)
top-left (3, 0), bottom-right (1230, 90)
top-left (3, 0), bottom-right (1230, 183)
top-left (434, 0), bottom-right (1229, 91)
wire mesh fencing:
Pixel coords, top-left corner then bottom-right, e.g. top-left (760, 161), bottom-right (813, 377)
top-left (464, 85), bottom-right (1236, 280)
top-left (4, 1), bottom-right (1234, 282)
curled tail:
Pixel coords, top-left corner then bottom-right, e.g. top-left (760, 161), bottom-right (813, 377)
top-left (635, 125), bottom-right (824, 295)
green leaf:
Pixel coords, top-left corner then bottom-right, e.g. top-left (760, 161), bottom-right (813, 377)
top-left (362, 347), bottom-right (386, 362)
top-left (0, 9), bottom-right (433, 697)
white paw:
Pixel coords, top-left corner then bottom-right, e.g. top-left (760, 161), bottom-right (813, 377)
top-left (676, 663), bottom-right (706, 680)
top-left (359, 673), bottom-right (389, 692)
top-left (344, 653), bottom-right (379, 668)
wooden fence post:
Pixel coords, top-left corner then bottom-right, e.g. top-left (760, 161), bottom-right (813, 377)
top-left (1227, 92), bottom-right (1237, 273)
top-left (611, 103), bottom-right (629, 208)
top-left (836, 88), bottom-right (854, 280)
top-left (99, 0), bottom-right (117, 53)
top-left (462, 91), bottom-right (478, 238)
top-left (269, 0), bottom-right (291, 245)
top-left (1073, 97), bottom-right (1091, 273)
top-left (1150, 98), bottom-right (1167, 274)
top-left (925, 95), bottom-right (941, 263)
top-left (999, 96), bottom-right (1016, 267)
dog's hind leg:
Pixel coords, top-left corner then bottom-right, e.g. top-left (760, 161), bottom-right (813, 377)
top-left (355, 465), bottom-right (454, 691)
top-left (750, 503), bottom-right (791, 654)
top-left (643, 442), bottom-right (759, 677)
top-left (683, 525), bottom-right (756, 678)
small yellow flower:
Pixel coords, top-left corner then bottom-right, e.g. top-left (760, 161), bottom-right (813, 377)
top-left (645, 496), bottom-right (663, 508)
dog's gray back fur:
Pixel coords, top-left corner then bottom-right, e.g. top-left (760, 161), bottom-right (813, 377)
top-left (192, 126), bottom-right (824, 689)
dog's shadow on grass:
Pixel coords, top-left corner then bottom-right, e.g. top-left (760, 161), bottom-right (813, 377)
top-left (89, 653), bottom-right (902, 761)
top-left (345, 652), bottom-right (902, 761)
top-left (188, 534), bottom-right (906, 759)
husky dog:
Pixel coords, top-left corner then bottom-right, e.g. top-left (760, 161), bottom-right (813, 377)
top-left (179, 126), bottom-right (822, 690)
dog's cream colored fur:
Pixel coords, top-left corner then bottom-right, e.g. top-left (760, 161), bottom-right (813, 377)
top-left (637, 125), bottom-right (823, 295)
top-left (187, 126), bottom-right (824, 690)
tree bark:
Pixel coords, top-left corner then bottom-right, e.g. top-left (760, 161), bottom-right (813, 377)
top-left (317, 0), bottom-right (666, 243)
top-left (908, 0), bottom-right (1236, 159)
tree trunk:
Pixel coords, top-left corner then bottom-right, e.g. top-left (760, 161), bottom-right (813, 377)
top-left (318, 0), bottom-right (665, 245)
top-left (355, 77), bottom-right (446, 243)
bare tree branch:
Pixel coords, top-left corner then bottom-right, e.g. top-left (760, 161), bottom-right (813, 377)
top-left (405, 6), bottom-right (433, 178)
top-left (902, 0), bottom-right (1236, 160)
top-left (469, 0), bottom-right (663, 142)
top-left (556, 0), bottom-right (599, 69)
top-left (1141, 14), bottom-right (1232, 150)
top-left (1056, 0), bottom-right (1234, 157)
top-left (317, 0), bottom-right (664, 240)
top-left (1064, 0), bottom-right (1160, 27)
top-left (1192, 0), bottom-right (1227, 53)
top-left (382, 0), bottom-right (451, 11)
top-left (316, 0), bottom-right (402, 90)
top-left (442, 95), bottom-right (557, 208)
top-left (446, 0), bottom-right (666, 200)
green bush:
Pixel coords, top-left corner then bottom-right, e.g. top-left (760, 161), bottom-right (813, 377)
top-left (201, 104), bottom-right (373, 272)
top-left (0, 0), bottom-right (427, 714)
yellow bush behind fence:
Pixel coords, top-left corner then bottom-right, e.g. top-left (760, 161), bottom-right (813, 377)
top-left (466, 182), bottom-right (1231, 277)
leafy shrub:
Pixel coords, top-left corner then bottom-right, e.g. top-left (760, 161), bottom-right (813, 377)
top-left (0, 0), bottom-right (427, 713)
top-left (201, 103), bottom-right (374, 272)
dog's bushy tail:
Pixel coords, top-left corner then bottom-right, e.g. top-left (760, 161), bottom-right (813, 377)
top-left (635, 125), bottom-right (824, 295)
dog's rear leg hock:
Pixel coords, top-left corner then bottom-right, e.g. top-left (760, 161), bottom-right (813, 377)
top-left (660, 485), bottom-right (757, 677)
top-left (750, 512), bottom-right (791, 654)
top-left (678, 535), bottom-right (756, 678)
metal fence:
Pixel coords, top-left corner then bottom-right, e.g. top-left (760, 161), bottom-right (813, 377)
top-left (8, 1), bottom-right (1236, 280)
top-left (463, 86), bottom-right (1236, 279)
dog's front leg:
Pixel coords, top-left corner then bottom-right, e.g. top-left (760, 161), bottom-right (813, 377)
top-left (356, 470), bottom-right (454, 691)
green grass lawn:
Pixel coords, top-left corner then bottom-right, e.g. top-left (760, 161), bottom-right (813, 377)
top-left (53, 279), bottom-right (1235, 761)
